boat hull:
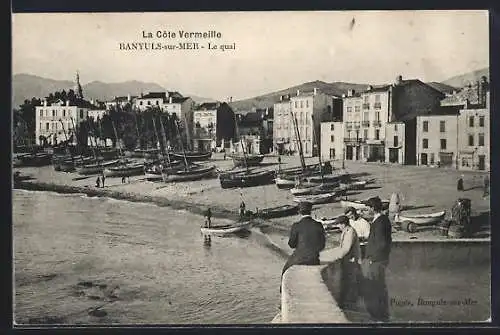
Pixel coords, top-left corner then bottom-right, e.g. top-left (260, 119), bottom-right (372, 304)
top-left (293, 192), bottom-right (337, 205)
top-left (231, 155), bottom-right (264, 167)
top-left (219, 170), bottom-right (275, 189)
top-left (200, 222), bottom-right (251, 236)
top-left (76, 160), bottom-right (121, 175)
top-left (171, 151), bottom-right (212, 162)
top-left (340, 199), bottom-right (390, 211)
top-left (161, 165), bottom-right (216, 182)
top-left (257, 204), bottom-right (299, 219)
top-left (103, 164), bottom-right (145, 177)
top-left (396, 211), bottom-right (446, 225)
top-left (275, 177), bottom-right (296, 190)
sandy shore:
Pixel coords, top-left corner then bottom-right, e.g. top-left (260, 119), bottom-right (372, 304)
top-left (14, 153), bottom-right (491, 246)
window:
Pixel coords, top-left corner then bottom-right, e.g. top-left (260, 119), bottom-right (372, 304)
top-left (423, 121), bottom-right (429, 132)
top-left (468, 135), bottom-right (474, 146)
top-left (52, 110), bottom-right (56, 117)
top-left (46, 122), bottom-right (50, 130)
top-left (375, 112), bottom-right (380, 121)
top-left (363, 129), bottom-right (368, 139)
top-left (80, 110), bottom-right (84, 119)
top-left (63, 109), bottom-right (66, 117)
top-left (347, 107), bottom-right (352, 113)
top-left (355, 106), bottom-right (361, 113)
top-left (375, 129), bottom-right (380, 140)
top-left (156, 101), bottom-right (159, 105)
top-left (479, 133), bottom-right (485, 146)
top-left (140, 101), bottom-right (143, 105)
top-left (394, 124), bottom-right (398, 131)
top-left (440, 139), bottom-right (447, 150)
top-left (330, 135), bottom-right (334, 142)
top-left (40, 110), bottom-right (43, 117)
top-left (394, 136), bottom-right (399, 147)
top-left (440, 121), bottom-right (446, 133)
top-left (363, 112), bottom-right (369, 121)
top-left (306, 100), bottom-right (309, 108)
top-left (294, 101), bottom-right (298, 108)
top-left (330, 124), bottom-right (334, 131)
top-left (479, 116), bottom-right (485, 127)
top-left (147, 101), bottom-right (151, 105)
top-left (329, 148), bottom-right (335, 159)
top-left (423, 139), bottom-right (428, 149)
top-left (469, 116), bottom-right (474, 127)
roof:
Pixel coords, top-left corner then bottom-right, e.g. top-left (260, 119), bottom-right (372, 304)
top-left (165, 97), bottom-right (190, 104)
top-left (196, 102), bottom-right (220, 110)
top-left (139, 92), bottom-right (167, 99)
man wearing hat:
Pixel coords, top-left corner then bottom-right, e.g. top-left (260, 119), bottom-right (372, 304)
top-left (328, 215), bottom-right (362, 310)
top-left (281, 201), bottom-right (326, 278)
top-left (362, 196), bottom-right (392, 322)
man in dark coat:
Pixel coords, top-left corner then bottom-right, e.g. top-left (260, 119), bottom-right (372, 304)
top-left (282, 201), bottom-right (326, 277)
top-left (362, 196), bottom-right (392, 322)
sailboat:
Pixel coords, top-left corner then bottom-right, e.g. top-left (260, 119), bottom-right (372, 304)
top-left (218, 138), bottom-right (274, 189)
top-left (169, 114), bottom-right (212, 162)
top-left (161, 120), bottom-right (216, 182)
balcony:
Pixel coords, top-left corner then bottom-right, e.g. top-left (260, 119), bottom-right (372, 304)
top-left (372, 120), bottom-right (382, 127)
top-left (365, 138), bottom-right (384, 145)
top-left (362, 103), bottom-right (370, 110)
top-left (362, 121), bottom-right (370, 127)
top-left (344, 137), bottom-right (365, 144)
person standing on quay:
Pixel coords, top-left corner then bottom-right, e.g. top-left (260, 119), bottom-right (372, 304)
top-left (328, 215), bottom-right (362, 310)
top-left (362, 196), bottom-right (392, 322)
top-left (281, 201), bottom-right (326, 280)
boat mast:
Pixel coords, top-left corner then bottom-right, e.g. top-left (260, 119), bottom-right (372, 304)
top-left (132, 111), bottom-right (141, 149)
top-left (175, 120), bottom-right (189, 170)
top-left (311, 115), bottom-right (324, 182)
top-left (58, 119), bottom-right (75, 167)
top-left (70, 117), bottom-right (85, 166)
top-left (111, 120), bottom-right (124, 160)
top-left (159, 115), bottom-right (172, 167)
top-left (240, 138), bottom-right (249, 172)
top-left (151, 116), bottom-right (162, 162)
top-left (291, 111), bottom-right (306, 171)
top-left (85, 121), bottom-right (98, 162)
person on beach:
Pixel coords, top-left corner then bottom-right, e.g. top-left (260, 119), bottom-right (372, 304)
top-left (121, 176), bottom-right (126, 184)
top-left (239, 201), bottom-right (246, 219)
top-left (327, 215), bottom-right (362, 310)
top-left (101, 173), bottom-right (106, 188)
top-left (457, 175), bottom-right (464, 191)
top-left (204, 208), bottom-right (212, 228)
top-left (95, 176), bottom-right (101, 188)
top-left (223, 152), bottom-right (227, 160)
top-left (362, 196), bottom-right (392, 322)
top-left (281, 201), bottom-right (326, 282)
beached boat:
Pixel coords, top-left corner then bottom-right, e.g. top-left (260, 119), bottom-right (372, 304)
top-left (340, 198), bottom-right (390, 211)
top-left (76, 159), bottom-right (121, 175)
top-left (293, 192), bottom-right (337, 205)
top-left (230, 154), bottom-right (264, 167)
top-left (340, 180), bottom-right (368, 190)
top-left (290, 182), bottom-right (342, 196)
top-left (275, 177), bottom-right (297, 190)
top-left (200, 221), bottom-right (252, 236)
top-left (103, 162), bottom-right (145, 178)
top-left (16, 152), bottom-right (53, 167)
top-left (303, 172), bottom-right (351, 184)
top-left (395, 211), bottom-right (446, 225)
top-left (171, 151), bottom-right (212, 162)
top-left (256, 204), bottom-right (299, 219)
top-left (132, 148), bottom-right (159, 158)
top-left (162, 164), bottom-right (217, 182)
top-left (219, 170), bottom-right (275, 189)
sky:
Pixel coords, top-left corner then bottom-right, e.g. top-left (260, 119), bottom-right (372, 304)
top-left (12, 11), bottom-right (489, 101)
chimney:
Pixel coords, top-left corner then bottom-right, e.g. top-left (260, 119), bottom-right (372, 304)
top-left (313, 87), bottom-right (317, 96)
top-left (347, 89), bottom-right (354, 97)
top-left (395, 75), bottom-right (403, 85)
top-left (169, 97), bottom-right (173, 104)
top-left (127, 94), bottom-right (131, 101)
top-left (296, 89), bottom-right (300, 96)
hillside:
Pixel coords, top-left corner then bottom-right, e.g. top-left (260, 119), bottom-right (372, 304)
top-left (12, 74), bottom-right (214, 107)
top-left (228, 80), bottom-right (369, 111)
top-left (441, 67), bottom-right (489, 89)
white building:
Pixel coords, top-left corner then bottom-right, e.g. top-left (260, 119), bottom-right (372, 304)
top-left (87, 109), bottom-right (107, 120)
top-left (320, 121), bottom-right (344, 162)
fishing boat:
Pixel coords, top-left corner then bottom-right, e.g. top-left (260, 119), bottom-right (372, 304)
top-left (103, 162), bottom-right (145, 178)
top-left (162, 164), bottom-right (217, 182)
top-left (76, 159), bottom-right (121, 175)
top-left (132, 148), bottom-right (160, 158)
top-left (16, 152), bottom-right (53, 167)
top-left (290, 182), bottom-right (342, 196)
top-left (340, 180), bottom-right (368, 190)
top-left (219, 170), bottom-right (275, 189)
top-left (230, 154), bottom-right (264, 167)
top-left (275, 177), bottom-right (298, 190)
top-left (144, 160), bottom-right (182, 181)
top-left (293, 192), bottom-right (337, 205)
top-left (340, 198), bottom-right (390, 211)
top-left (303, 173), bottom-right (351, 184)
top-left (200, 221), bottom-right (252, 236)
top-left (256, 204), bottom-right (299, 219)
top-left (395, 211), bottom-right (446, 225)
top-left (171, 151), bottom-right (212, 162)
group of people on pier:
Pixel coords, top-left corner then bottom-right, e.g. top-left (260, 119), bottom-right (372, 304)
top-left (282, 197), bottom-right (392, 322)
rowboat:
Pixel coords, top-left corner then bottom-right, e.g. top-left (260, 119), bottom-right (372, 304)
top-left (340, 198), bottom-right (390, 211)
top-left (290, 182), bottom-right (341, 196)
top-left (219, 170), bottom-right (275, 189)
top-left (76, 159), bottom-right (121, 175)
top-left (256, 204), bottom-right (299, 219)
top-left (303, 173), bottom-right (351, 184)
top-left (144, 160), bottom-right (183, 181)
top-left (230, 154), bottom-right (264, 167)
top-left (200, 221), bottom-right (252, 236)
top-left (162, 164), bottom-right (217, 182)
top-left (275, 177), bottom-right (297, 190)
top-left (276, 163), bottom-right (321, 176)
top-left (103, 163), bottom-right (145, 178)
top-left (340, 180), bottom-right (368, 190)
top-left (395, 211), bottom-right (446, 225)
top-left (171, 151), bottom-right (212, 162)
top-left (293, 192), bottom-right (337, 205)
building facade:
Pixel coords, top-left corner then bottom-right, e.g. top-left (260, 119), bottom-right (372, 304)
top-left (87, 109), bottom-right (107, 120)
top-left (105, 95), bottom-right (136, 110)
top-left (385, 122), bottom-right (406, 164)
top-left (273, 94), bottom-right (293, 154)
top-left (320, 121), bottom-right (344, 162)
top-left (35, 99), bottom-right (89, 145)
top-left (416, 114), bottom-right (459, 167)
top-left (192, 102), bottom-right (235, 152)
